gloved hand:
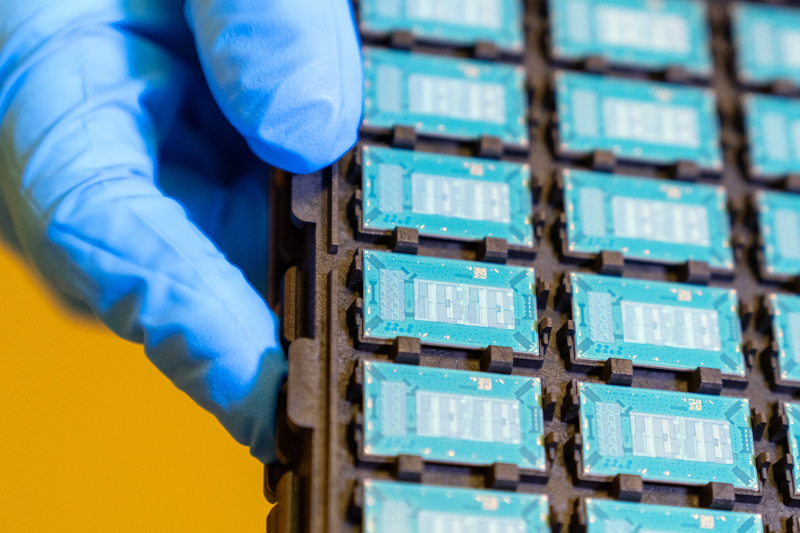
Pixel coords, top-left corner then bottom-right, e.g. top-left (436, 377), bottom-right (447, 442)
top-left (0, 0), bottom-right (362, 463)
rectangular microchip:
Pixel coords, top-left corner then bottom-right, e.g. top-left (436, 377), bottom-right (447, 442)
top-left (361, 250), bottom-right (538, 354)
top-left (570, 273), bottom-right (745, 377)
top-left (582, 499), bottom-right (764, 533)
top-left (360, 146), bottom-right (534, 247)
top-left (756, 190), bottom-right (800, 278)
top-left (767, 294), bottom-right (800, 386)
top-left (359, 0), bottom-right (525, 53)
top-left (362, 480), bottom-right (550, 533)
top-left (744, 94), bottom-right (800, 181)
top-left (562, 169), bottom-right (733, 269)
top-left (783, 402), bottom-right (800, 496)
top-left (548, 0), bottom-right (712, 77)
top-left (362, 47), bottom-right (529, 148)
top-left (576, 383), bottom-right (758, 490)
top-left (361, 361), bottom-right (546, 471)
top-left (732, 2), bottom-right (800, 87)
top-left (553, 71), bottom-right (722, 170)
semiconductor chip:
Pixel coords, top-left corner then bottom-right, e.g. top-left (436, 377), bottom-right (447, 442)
top-left (362, 479), bottom-right (550, 533)
top-left (582, 499), bottom-right (763, 533)
top-left (359, 249), bottom-right (539, 354)
top-left (766, 293), bottom-right (800, 388)
top-left (360, 146), bottom-right (534, 247)
top-left (777, 402), bottom-right (800, 501)
top-left (361, 361), bottom-right (546, 472)
top-left (744, 93), bottom-right (800, 181)
top-left (548, 0), bottom-right (712, 77)
top-left (553, 71), bottom-right (722, 170)
top-left (362, 47), bottom-right (529, 148)
top-left (732, 2), bottom-right (800, 87)
top-left (569, 272), bottom-right (745, 377)
top-left (562, 169), bottom-right (733, 269)
top-left (359, 0), bottom-right (525, 53)
top-left (756, 190), bottom-right (800, 279)
top-left (573, 382), bottom-right (758, 491)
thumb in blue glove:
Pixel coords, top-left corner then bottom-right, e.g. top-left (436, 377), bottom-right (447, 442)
top-left (0, 0), bottom-right (362, 463)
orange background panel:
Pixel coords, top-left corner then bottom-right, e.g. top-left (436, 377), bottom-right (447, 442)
top-left (0, 246), bottom-right (272, 531)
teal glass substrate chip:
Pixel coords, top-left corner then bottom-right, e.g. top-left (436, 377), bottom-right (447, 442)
top-left (361, 146), bottom-right (534, 247)
top-left (583, 499), bottom-right (764, 533)
top-left (359, 0), bottom-right (525, 53)
top-left (732, 2), bottom-right (800, 87)
top-left (361, 250), bottom-right (539, 353)
top-left (570, 273), bottom-right (745, 377)
top-left (363, 480), bottom-right (550, 533)
top-left (548, 0), bottom-right (712, 76)
top-left (784, 402), bottom-right (800, 496)
top-left (554, 71), bottom-right (722, 170)
top-left (577, 383), bottom-right (758, 490)
top-left (756, 190), bottom-right (800, 278)
top-left (744, 94), bottom-right (800, 181)
top-left (362, 47), bottom-right (529, 148)
top-left (361, 361), bottom-right (546, 470)
top-left (767, 294), bottom-right (800, 386)
top-left (562, 169), bottom-right (733, 269)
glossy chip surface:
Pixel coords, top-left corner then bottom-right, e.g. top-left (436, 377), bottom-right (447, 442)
top-left (361, 250), bottom-right (538, 353)
top-left (363, 480), bottom-right (550, 533)
top-left (744, 94), bottom-right (800, 180)
top-left (359, 0), bottom-right (525, 52)
top-left (583, 499), bottom-right (763, 533)
top-left (756, 190), bottom-right (800, 278)
top-left (362, 47), bottom-right (529, 147)
top-left (362, 361), bottom-right (546, 470)
top-left (784, 402), bottom-right (800, 494)
top-left (578, 383), bottom-right (757, 489)
top-left (554, 72), bottom-right (722, 170)
top-left (571, 273), bottom-right (744, 376)
top-left (732, 2), bottom-right (800, 86)
top-left (549, 0), bottom-right (712, 76)
top-left (562, 169), bottom-right (733, 269)
top-left (361, 146), bottom-right (534, 247)
top-left (768, 294), bottom-right (800, 386)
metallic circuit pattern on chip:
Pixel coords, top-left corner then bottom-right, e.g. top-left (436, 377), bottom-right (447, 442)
top-left (361, 145), bottom-right (534, 247)
top-left (359, 0), bottom-right (525, 53)
top-left (582, 499), bottom-right (763, 533)
top-left (570, 272), bottom-right (744, 376)
top-left (548, 0), bottom-right (712, 77)
top-left (362, 361), bottom-right (546, 471)
top-left (554, 71), bottom-right (722, 170)
top-left (361, 249), bottom-right (538, 353)
top-left (577, 382), bottom-right (758, 490)
top-left (562, 169), bottom-right (733, 269)
top-left (362, 47), bottom-right (529, 148)
top-left (362, 479), bottom-right (549, 533)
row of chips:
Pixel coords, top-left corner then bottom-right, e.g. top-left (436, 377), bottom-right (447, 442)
top-left (361, 482), bottom-right (765, 532)
top-left (361, 0), bottom-right (800, 87)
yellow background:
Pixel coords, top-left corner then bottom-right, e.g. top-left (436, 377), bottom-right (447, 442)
top-left (0, 246), bottom-right (272, 531)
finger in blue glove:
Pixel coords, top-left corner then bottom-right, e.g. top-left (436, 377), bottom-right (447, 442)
top-left (0, 0), bottom-right (362, 463)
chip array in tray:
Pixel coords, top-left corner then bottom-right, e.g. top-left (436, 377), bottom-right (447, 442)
top-left (264, 1), bottom-right (800, 532)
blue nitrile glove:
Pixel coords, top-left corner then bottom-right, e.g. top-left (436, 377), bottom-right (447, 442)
top-left (0, 0), bottom-right (362, 463)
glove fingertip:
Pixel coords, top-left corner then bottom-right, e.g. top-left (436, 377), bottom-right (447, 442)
top-left (245, 111), bottom-right (359, 174)
top-left (187, 0), bottom-right (363, 173)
